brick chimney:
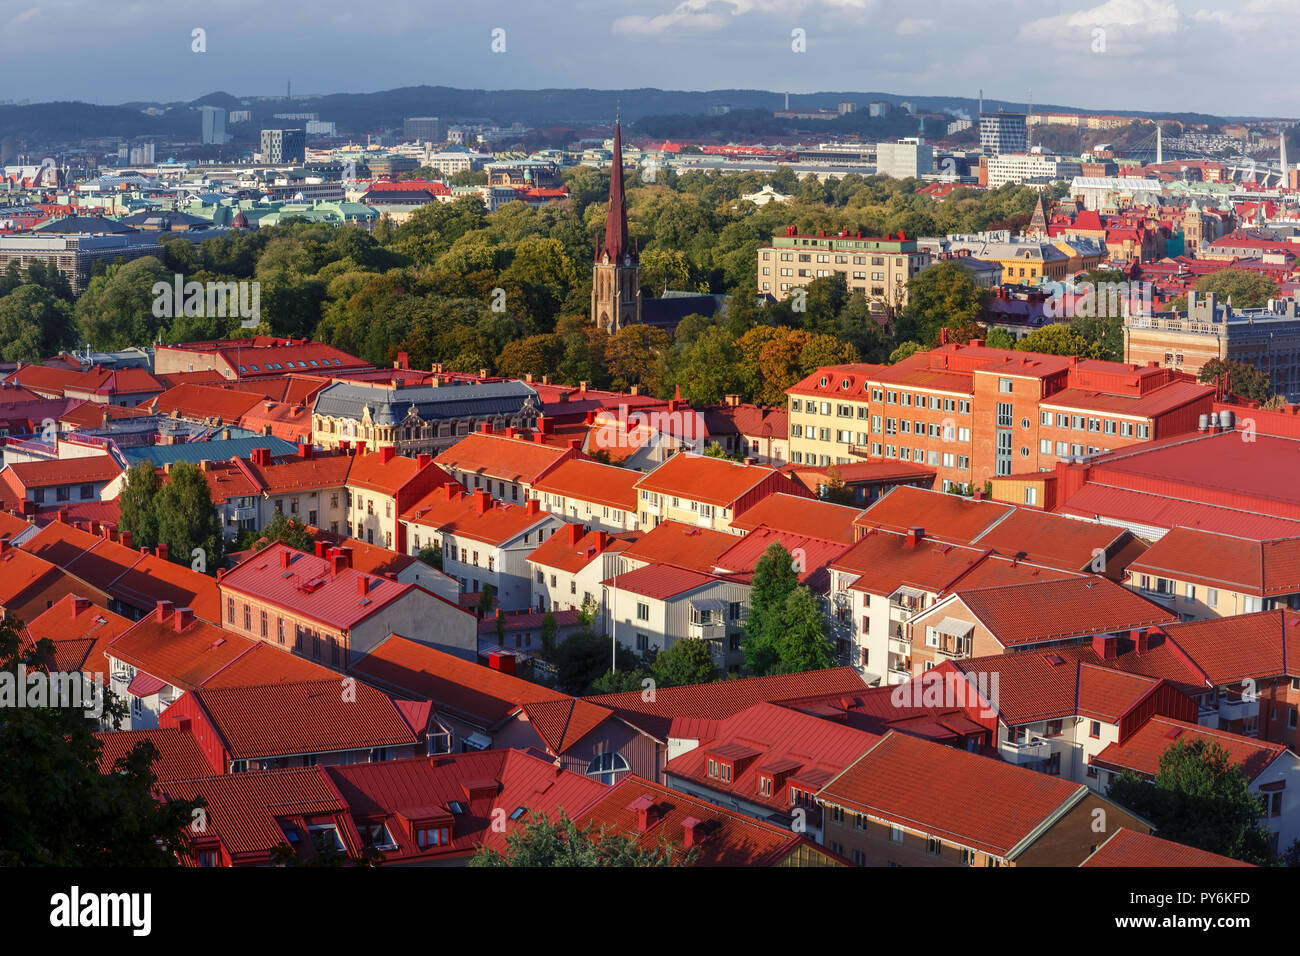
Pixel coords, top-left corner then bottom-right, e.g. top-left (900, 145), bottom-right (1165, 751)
top-left (526, 499), bottom-right (540, 516)
top-left (594, 531), bottom-right (610, 552)
top-left (416, 453), bottom-right (431, 469)
top-left (174, 607), bottom-right (194, 632)
top-left (1092, 634), bottom-right (1119, 660)
top-left (357, 575), bottom-right (370, 596)
top-left (473, 490), bottom-right (491, 515)
top-left (682, 816), bottom-right (706, 849)
top-left (379, 445), bottom-right (396, 464)
top-left (336, 547), bottom-right (352, 570)
top-left (331, 552), bottom-right (348, 576)
top-left (565, 523), bottom-right (583, 546)
top-left (71, 596), bottom-right (91, 617)
top-left (479, 422), bottom-right (493, 435)
top-left (155, 600), bottom-right (174, 622)
top-left (280, 549), bottom-right (292, 569)
top-left (905, 526), bottom-right (924, 547)
top-left (1133, 627), bottom-right (1151, 655)
top-left (315, 541), bottom-right (329, 559)
top-left (120, 530), bottom-right (132, 549)
top-left (298, 442), bottom-right (312, 459)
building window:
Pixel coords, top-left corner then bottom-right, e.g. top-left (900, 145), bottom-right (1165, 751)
top-left (636, 602), bottom-right (649, 621)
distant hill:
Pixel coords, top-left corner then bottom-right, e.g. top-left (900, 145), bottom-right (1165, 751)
top-left (0, 86), bottom-right (1235, 147)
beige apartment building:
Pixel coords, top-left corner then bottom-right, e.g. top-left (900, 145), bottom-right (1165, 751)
top-left (756, 227), bottom-right (931, 310)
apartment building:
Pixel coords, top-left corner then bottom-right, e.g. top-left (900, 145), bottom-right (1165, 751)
top-left (984, 152), bottom-right (1082, 188)
top-left (756, 226), bottom-right (931, 309)
top-left (1123, 528), bottom-right (1300, 621)
top-left (345, 447), bottom-right (451, 553)
top-left (527, 524), bottom-right (635, 614)
top-left (217, 542), bottom-right (477, 666)
top-left (787, 344), bottom-right (1214, 489)
top-left (816, 731), bottom-right (1150, 867)
top-left (531, 458), bottom-right (642, 533)
top-left (633, 453), bottom-right (811, 534)
top-left (401, 485), bottom-right (566, 610)
top-left (434, 427), bottom-right (577, 505)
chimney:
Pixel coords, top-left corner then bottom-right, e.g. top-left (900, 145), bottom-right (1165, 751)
top-left (594, 530), bottom-right (610, 552)
top-left (331, 553), bottom-right (347, 576)
top-left (682, 816), bottom-right (705, 849)
top-left (533, 432), bottom-right (546, 444)
top-left (58, 507), bottom-right (68, 523)
top-left (744, 457), bottom-right (756, 465)
top-left (173, 607), bottom-right (194, 632)
top-left (504, 427), bottom-right (516, 439)
top-left (156, 543), bottom-right (169, 561)
top-left (1133, 628), bottom-right (1151, 655)
top-left (337, 547), bottom-right (352, 570)
top-left (297, 442), bottom-right (312, 460)
top-left (280, 549), bottom-right (292, 569)
top-left (526, 498), bottom-right (540, 516)
top-left (579, 381), bottom-right (588, 393)
top-left (479, 422), bottom-right (493, 435)
top-left (377, 445), bottom-right (395, 464)
top-left (416, 453), bottom-right (431, 469)
top-left (473, 490), bottom-right (491, 515)
top-left (395, 351), bottom-right (409, 370)
top-left (972, 490), bottom-right (986, 501)
top-left (71, 596), bottom-right (91, 617)
top-left (0, 538), bottom-right (8, 556)
top-left (357, 575), bottom-right (370, 596)
top-left (139, 547), bottom-right (152, 557)
top-left (905, 526), bottom-right (924, 547)
top-left (355, 441), bottom-right (366, 456)
top-left (627, 794), bottom-right (657, 833)
top-left (567, 439), bottom-right (580, 451)
top-left (1092, 634), bottom-right (1118, 660)
top-left (314, 541), bottom-right (329, 559)
top-left (155, 600), bottom-right (174, 622)
top-left (566, 523), bottom-right (583, 546)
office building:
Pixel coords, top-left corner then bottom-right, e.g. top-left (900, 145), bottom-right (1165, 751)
top-left (403, 117), bottom-right (442, 143)
top-left (260, 129), bottom-right (305, 165)
top-left (200, 106), bottom-right (226, 145)
top-left (875, 138), bottom-right (934, 180)
top-left (980, 111), bottom-right (1028, 156)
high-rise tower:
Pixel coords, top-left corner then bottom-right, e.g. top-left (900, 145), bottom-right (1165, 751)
top-left (591, 120), bottom-right (640, 332)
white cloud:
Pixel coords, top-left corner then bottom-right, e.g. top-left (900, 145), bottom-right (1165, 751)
top-left (1019, 0), bottom-right (1182, 50)
top-left (613, 0), bottom-right (875, 37)
top-left (895, 17), bottom-right (935, 34)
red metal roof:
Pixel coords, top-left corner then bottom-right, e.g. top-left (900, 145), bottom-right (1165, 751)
top-left (434, 432), bottom-right (575, 485)
top-left (1163, 609), bottom-right (1297, 685)
top-left (531, 458), bottom-right (642, 512)
top-left (727, 493), bottom-right (862, 544)
top-left (854, 486), bottom-right (1013, 541)
top-left (22, 594), bottom-right (132, 677)
top-left (94, 727), bottom-right (216, 781)
top-left (634, 453), bottom-right (782, 507)
top-left (618, 519), bottom-right (737, 572)
top-left (603, 563), bottom-right (722, 600)
top-left (1125, 528), bottom-right (1300, 596)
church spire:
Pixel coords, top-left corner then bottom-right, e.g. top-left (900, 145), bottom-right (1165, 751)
top-left (600, 119), bottom-right (631, 263)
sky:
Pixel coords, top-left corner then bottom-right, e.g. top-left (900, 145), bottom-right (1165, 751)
top-left (0, 0), bottom-right (1295, 116)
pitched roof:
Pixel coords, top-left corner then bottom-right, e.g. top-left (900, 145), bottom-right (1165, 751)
top-left (618, 519), bottom-right (737, 572)
top-left (634, 453), bottom-right (783, 507)
top-left (602, 563), bottom-right (722, 601)
top-left (952, 576), bottom-right (1177, 647)
top-left (346, 450), bottom-right (447, 496)
top-left (1081, 828), bottom-right (1252, 867)
top-left (586, 667), bottom-right (869, 741)
top-left (1162, 609), bottom-right (1297, 684)
top-left (817, 731), bottom-right (1089, 859)
top-left (152, 383), bottom-right (262, 424)
top-left (351, 634), bottom-right (566, 729)
top-left (854, 486), bottom-right (1013, 541)
top-left (1090, 716), bottom-right (1288, 782)
top-left (94, 727), bottom-right (216, 781)
top-left (178, 678), bottom-right (419, 759)
top-left (727, 493), bottom-right (862, 545)
top-left (108, 611), bottom-right (255, 691)
top-left (2, 456), bottom-right (123, 490)
top-left (434, 432), bottom-right (575, 485)
top-left (665, 702), bottom-right (878, 814)
top-left (711, 527), bottom-right (850, 591)
top-left (1126, 528), bottom-right (1300, 597)
top-left (219, 542), bottom-right (417, 632)
top-left (575, 775), bottom-right (819, 866)
top-left (22, 594), bottom-right (132, 676)
top-left (402, 484), bottom-right (551, 547)
top-left (526, 526), bottom-right (636, 574)
top-left (530, 458), bottom-right (642, 512)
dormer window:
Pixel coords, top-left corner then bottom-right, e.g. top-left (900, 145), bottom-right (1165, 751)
top-left (759, 775), bottom-right (773, 796)
top-left (415, 826), bottom-right (450, 848)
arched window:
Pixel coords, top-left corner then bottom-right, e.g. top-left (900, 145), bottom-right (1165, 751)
top-left (586, 751), bottom-right (629, 785)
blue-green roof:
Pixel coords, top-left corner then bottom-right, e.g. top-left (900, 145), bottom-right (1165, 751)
top-left (123, 435), bottom-right (297, 467)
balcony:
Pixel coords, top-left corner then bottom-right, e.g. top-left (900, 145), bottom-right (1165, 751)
top-left (688, 621), bottom-right (726, 641)
top-left (1000, 736), bottom-right (1052, 765)
top-left (1217, 696), bottom-right (1259, 724)
top-left (832, 590), bottom-right (852, 609)
top-left (888, 638), bottom-right (910, 656)
top-left (231, 506), bottom-right (257, 522)
top-left (644, 501), bottom-right (660, 517)
top-left (848, 444), bottom-right (873, 458)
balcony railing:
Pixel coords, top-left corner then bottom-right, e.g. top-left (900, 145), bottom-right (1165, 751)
top-left (1000, 736), bottom-right (1052, 765)
top-left (689, 621), bottom-right (726, 641)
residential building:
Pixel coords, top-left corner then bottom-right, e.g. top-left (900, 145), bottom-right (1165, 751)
top-left (434, 428), bottom-right (578, 505)
top-left (527, 524), bottom-right (635, 614)
top-left (345, 446), bottom-right (451, 553)
top-left (874, 138), bottom-right (933, 180)
top-left (756, 226), bottom-right (931, 310)
top-left (530, 458), bottom-right (642, 532)
top-left (260, 129), bottom-right (305, 164)
top-left (632, 453), bottom-right (811, 533)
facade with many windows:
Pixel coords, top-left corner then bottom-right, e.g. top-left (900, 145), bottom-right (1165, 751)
top-left (756, 226), bottom-right (931, 310)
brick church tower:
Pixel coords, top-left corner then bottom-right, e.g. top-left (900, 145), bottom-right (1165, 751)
top-left (591, 120), bottom-right (640, 332)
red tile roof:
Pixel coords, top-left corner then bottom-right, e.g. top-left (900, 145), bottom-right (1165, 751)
top-left (108, 611), bottom-right (257, 691)
top-left (220, 541), bottom-right (418, 632)
top-left (602, 563), bottom-right (723, 600)
top-left (576, 775), bottom-right (823, 866)
top-left (324, 750), bottom-right (610, 863)
top-left (351, 634), bottom-right (566, 728)
top-left (2, 456), bottom-right (122, 490)
top-left (526, 526), bottom-right (636, 574)
top-left (110, 552), bottom-right (221, 622)
top-left (347, 450), bottom-right (447, 496)
top-left (531, 458), bottom-right (642, 512)
top-left (634, 453), bottom-right (785, 507)
top-left (618, 519), bottom-right (737, 572)
top-left (435, 432), bottom-right (576, 485)
top-left (854, 486), bottom-right (1012, 541)
top-left (1091, 716), bottom-right (1287, 782)
top-left (1126, 528), bottom-right (1300, 596)
top-left (665, 702), bottom-right (878, 815)
top-left (586, 667), bottom-right (869, 741)
top-left (158, 767), bottom-right (360, 863)
top-left (175, 678), bottom-right (419, 759)
top-left (817, 731), bottom-right (1090, 859)
top-left (403, 484), bottom-right (553, 546)
top-left (711, 527), bottom-right (850, 590)
top-left (94, 727), bottom-right (217, 781)
top-left (1163, 609), bottom-right (1297, 685)
top-left (1081, 828), bottom-right (1252, 867)
top-left (727, 493), bottom-right (862, 544)
top-left (22, 593), bottom-right (132, 677)
top-left (952, 576), bottom-right (1177, 647)
top-left (152, 383), bottom-right (262, 424)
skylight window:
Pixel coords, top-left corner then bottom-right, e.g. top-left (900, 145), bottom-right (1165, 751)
top-left (509, 806), bottom-right (527, 821)
top-left (448, 801), bottom-right (466, 815)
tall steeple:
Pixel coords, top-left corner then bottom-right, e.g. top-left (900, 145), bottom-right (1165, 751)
top-left (600, 119), bottom-right (631, 264)
top-left (591, 116), bottom-right (641, 332)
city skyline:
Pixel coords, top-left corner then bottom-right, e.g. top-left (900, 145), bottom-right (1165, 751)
top-left (2, 0), bottom-right (1297, 116)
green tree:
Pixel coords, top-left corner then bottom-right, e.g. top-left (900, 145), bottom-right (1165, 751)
top-left (743, 543), bottom-right (798, 675)
top-left (478, 584), bottom-right (496, 615)
top-left (889, 341), bottom-right (926, 364)
top-left (984, 327), bottom-right (1016, 350)
top-left (469, 810), bottom-right (695, 867)
top-left (896, 261), bottom-right (985, 345)
top-left (550, 629), bottom-right (635, 695)
top-left (590, 667), bottom-right (650, 694)
top-left (1016, 323), bottom-right (1102, 358)
top-left (1198, 358), bottom-right (1277, 404)
top-left (703, 441), bottom-right (741, 462)
top-left (0, 618), bottom-right (199, 865)
top-left (822, 465), bottom-right (856, 505)
top-left (651, 638), bottom-right (717, 687)
top-left (73, 256), bottom-right (172, 350)
top-left (250, 510), bottom-right (314, 552)
top-left (0, 285), bottom-right (74, 361)
top-left (117, 460), bottom-right (162, 550)
top-left (417, 543), bottom-right (442, 570)
top-left (1193, 269), bottom-right (1279, 310)
top-left (770, 586), bottom-right (836, 673)
top-left (1107, 738), bottom-right (1276, 864)
top-left (541, 611), bottom-right (558, 655)
top-left (156, 462), bottom-right (224, 572)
